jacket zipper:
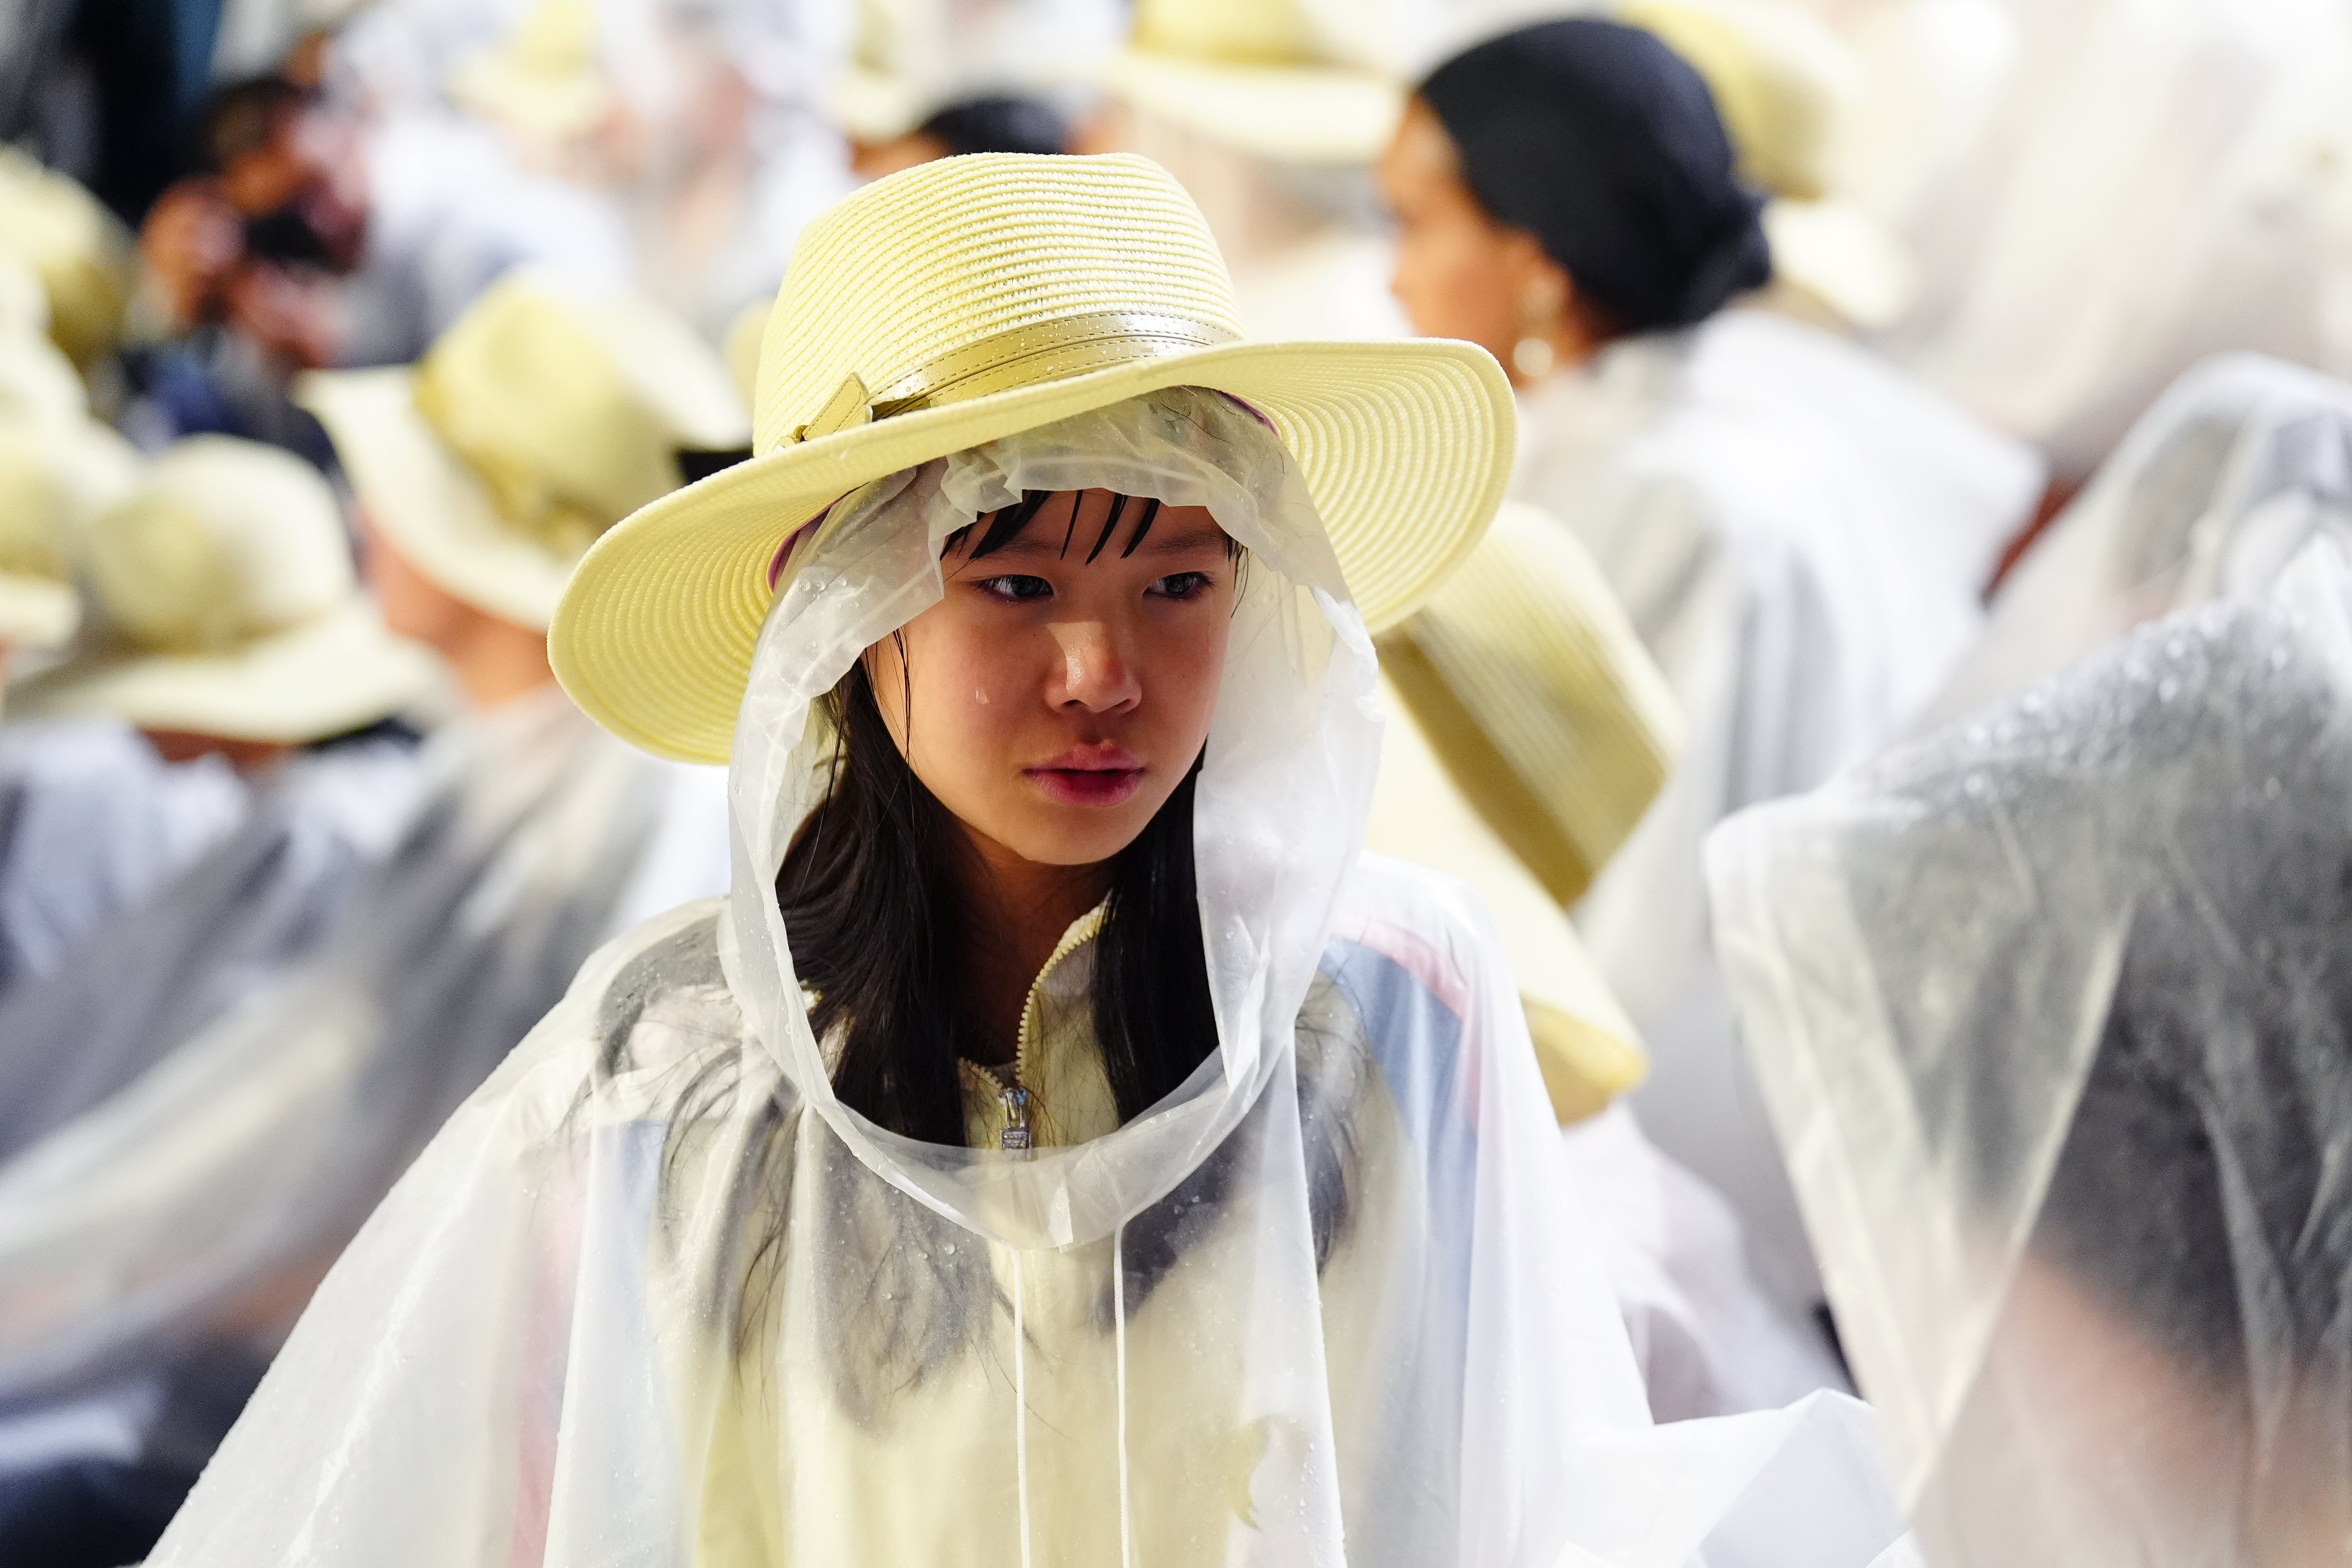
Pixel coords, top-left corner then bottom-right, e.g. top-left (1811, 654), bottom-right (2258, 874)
top-left (978, 906), bottom-right (1106, 1154)
top-left (974, 1062), bottom-right (1035, 1152)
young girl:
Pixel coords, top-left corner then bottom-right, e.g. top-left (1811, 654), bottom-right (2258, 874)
top-left (144, 154), bottom-right (1883, 1567)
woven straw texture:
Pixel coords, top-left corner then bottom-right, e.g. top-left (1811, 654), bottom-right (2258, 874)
top-left (555, 154), bottom-right (1514, 763)
top-left (1379, 501), bottom-right (1684, 907)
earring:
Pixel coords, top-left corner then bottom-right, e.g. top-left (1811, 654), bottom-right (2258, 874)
top-left (1512, 333), bottom-right (1555, 381)
top-left (1513, 279), bottom-right (1563, 381)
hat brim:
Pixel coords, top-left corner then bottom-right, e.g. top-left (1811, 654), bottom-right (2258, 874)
top-left (1104, 50), bottom-right (1405, 167)
top-left (553, 336), bottom-right (1514, 764)
top-left (0, 573), bottom-right (78, 651)
top-left (298, 367), bottom-right (576, 632)
top-left (9, 599), bottom-right (441, 742)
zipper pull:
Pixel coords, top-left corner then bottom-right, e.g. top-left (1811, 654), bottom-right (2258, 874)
top-left (999, 1080), bottom-right (1034, 1152)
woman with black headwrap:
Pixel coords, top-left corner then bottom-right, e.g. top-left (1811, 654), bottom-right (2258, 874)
top-left (1377, 17), bottom-right (2043, 1338)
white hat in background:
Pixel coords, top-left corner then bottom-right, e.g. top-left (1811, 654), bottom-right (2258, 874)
top-left (7, 436), bottom-right (437, 742)
top-left (0, 419), bottom-right (132, 653)
top-left (446, 0), bottom-right (618, 150)
top-left (0, 147), bottom-right (134, 375)
top-left (1103, 0), bottom-right (1411, 167)
top-left (835, 0), bottom-right (1125, 145)
top-left (0, 258), bottom-right (95, 432)
top-left (299, 269), bottom-right (750, 633)
top-left (1620, 0), bottom-right (1919, 330)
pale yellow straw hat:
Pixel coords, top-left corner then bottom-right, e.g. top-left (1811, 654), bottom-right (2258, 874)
top-left (1104, 0), bottom-right (1406, 167)
top-left (1374, 499), bottom-right (1683, 909)
top-left (447, 0), bottom-right (616, 148)
top-left (1621, 0), bottom-right (1918, 330)
top-left (0, 147), bottom-right (134, 374)
top-left (552, 152), bottom-right (1514, 765)
top-left (9, 436), bottom-right (439, 742)
top-left (299, 270), bottom-right (750, 634)
top-left (0, 419), bottom-right (129, 652)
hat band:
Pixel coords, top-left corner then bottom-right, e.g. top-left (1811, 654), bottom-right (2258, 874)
top-left (788, 310), bottom-right (1241, 444)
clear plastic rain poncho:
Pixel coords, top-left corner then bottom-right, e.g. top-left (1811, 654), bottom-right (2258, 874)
top-left (1709, 545), bottom-right (2352, 1567)
top-left (1924, 353), bottom-right (2352, 730)
top-left (0, 719), bottom-right (247, 998)
top-left (149, 390), bottom-right (1913, 1568)
top-left (0, 728), bottom-right (421, 1163)
top-left (0, 689), bottom-right (720, 1502)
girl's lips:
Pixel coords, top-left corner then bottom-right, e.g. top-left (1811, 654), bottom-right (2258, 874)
top-left (1024, 766), bottom-right (1146, 807)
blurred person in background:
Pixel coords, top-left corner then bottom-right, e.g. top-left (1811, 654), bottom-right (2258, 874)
top-left (1381, 17), bottom-right (2042, 1331)
top-left (433, 0), bottom-right (852, 337)
top-left (0, 436), bottom-right (434, 1148)
top-left (0, 272), bottom-right (740, 1568)
top-left (129, 67), bottom-right (632, 463)
top-left (1849, 0), bottom-right (2352, 491)
top-left (1711, 548), bottom-right (2352, 1568)
top-left (1078, 0), bottom-right (1412, 342)
top-left (1087, 0), bottom-right (1847, 1417)
top-left (0, 305), bottom-right (263, 1005)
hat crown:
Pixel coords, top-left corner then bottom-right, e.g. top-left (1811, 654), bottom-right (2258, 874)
top-left (91, 437), bottom-right (352, 653)
top-left (418, 271), bottom-right (748, 556)
top-left (753, 154), bottom-right (1246, 455)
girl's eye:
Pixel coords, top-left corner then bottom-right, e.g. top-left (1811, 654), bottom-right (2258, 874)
top-left (977, 574), bottom-right (1053, 603)
top-left (1150, 571), bottom-right (1215, 601)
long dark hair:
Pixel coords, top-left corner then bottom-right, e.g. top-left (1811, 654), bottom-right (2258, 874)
top-left (775, 489), bottom-right (1227, 1147)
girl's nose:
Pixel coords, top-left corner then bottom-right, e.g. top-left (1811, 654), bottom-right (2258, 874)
top-left (1049, 620), bottom-right (1142, 714)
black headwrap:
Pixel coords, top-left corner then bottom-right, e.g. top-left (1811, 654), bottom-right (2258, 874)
top-left (1419, 19), bottom-right (1771, 334)
top-left (916, 95), bottom-right (1070, 158)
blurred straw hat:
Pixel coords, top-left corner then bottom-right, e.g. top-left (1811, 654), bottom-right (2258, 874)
top-left (0, 258), bottom-right (95, 430)
top-left (447, 0), bottom-right (616, 147)
top-left (9, 437), bottom-right (438, 742)
top-left (1373, 498), bottom-right (1683, 909)
top-left (1104, 0), bottom-right (1408, 167)
top-left (299, 270), bottom-right (749, 633)
top-left (1367, 501), bottom-right (1675, 1120)
top-left (551, 152), bottom-right (1513, 764)
top-left (835, 0), bottom-right (1122, 144)
top-left (0, 417), bottom-right (140, 652)
top-left (1621, 0), bottom-right (1919, 330)
top-left (0, 148), bottom-right (134, 374)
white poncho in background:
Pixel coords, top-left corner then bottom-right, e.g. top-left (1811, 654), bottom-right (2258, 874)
top-left (1710, 546), bottom-right (2352, 1565)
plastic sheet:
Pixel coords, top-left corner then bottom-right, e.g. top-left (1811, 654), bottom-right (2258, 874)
top-left (1710, 546), bottom-right (2352, 1565)
top-left (1924, 353), bottom-right (2352, 730)
top-left (0, 720), bottom-right (248, 999)
top-left (0, 688), bottom-right (719, 1484)
top-left (149, 388), bottom-right (1912, 1566)
top-left (0, 730), bottom-right (423, 1164)
top-left (1561, 1104), bottom-right (1850, 1422)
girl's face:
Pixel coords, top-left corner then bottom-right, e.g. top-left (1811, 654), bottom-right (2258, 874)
top-left (869, 489), bottom-right (1238, 870)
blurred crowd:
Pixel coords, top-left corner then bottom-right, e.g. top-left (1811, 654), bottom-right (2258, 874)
top-left (2, 0), bottom-right (2351, 1564)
